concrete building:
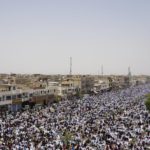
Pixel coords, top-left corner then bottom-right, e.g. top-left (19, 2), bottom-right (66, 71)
top-left (0, 88), bottom-right (55, 111)
top-left (61, 76), bottom-right (81, 97)
top-left (0, 84), bottom-right (16, 92)
top-left (93, 78), bottom-right (110, 93)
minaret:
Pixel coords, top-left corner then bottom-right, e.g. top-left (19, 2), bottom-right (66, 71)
top-left (101, 65), bottom-right (104, 76)
top-left (128, 67), bottom-right (132, 86)
top-left (128, 67), bottom-right (131, 78)
top-left (70, 57), bottom-right (72, 76)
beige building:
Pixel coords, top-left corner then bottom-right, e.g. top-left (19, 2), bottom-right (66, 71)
top-left (0, 84), bottom-right (16, 92)
top-left (61, 76), bottom-right (81, 96)
top-left (93, 78), bottom-right (110, 92)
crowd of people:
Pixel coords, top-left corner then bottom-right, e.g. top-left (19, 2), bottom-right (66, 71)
top-left (0, 84), bottom-right (150, 150)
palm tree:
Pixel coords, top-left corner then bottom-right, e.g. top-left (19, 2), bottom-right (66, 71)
top-left (145, 95), bottom-right (150, 113)
top-left (61, 131), bottom-right (73, 149)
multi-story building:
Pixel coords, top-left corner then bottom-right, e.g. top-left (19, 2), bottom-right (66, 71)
top-left (93, 78), bottom-right (110, 93)
top-left (61, 76), bottom-right (81, 96)
top-left (0, 87), bottom-right (56, 112)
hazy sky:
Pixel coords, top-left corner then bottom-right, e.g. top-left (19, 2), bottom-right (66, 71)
top-left (0, 0), bottom-right (150, 75)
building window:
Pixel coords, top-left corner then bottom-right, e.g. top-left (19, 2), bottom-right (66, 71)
top-left (6, 95), bottom-right (11, 100)
top-left (29, 94), bottom-right (33, 97)
top-left (3, 96), bottom-right (5, 101)
top-left (17, 94), bottom-right (22, 99)
top-left (12, 95), bottom-right (16, 99)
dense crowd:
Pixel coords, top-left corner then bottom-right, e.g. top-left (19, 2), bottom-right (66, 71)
top-left (0, 84), bottom-right (150, 150)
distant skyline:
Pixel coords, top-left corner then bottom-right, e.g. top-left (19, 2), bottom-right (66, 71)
top-left (0, 0), bottom-right (150, 75)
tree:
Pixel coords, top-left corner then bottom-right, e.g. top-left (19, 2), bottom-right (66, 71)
top-left (61, 131), bottom-right (73, 149)
top-left (54, 95), bottom-right (61, 103)
top-left (145, 95), bottom-right (150, 113)
top-left (146, 94), bottom-right (150, 98)
top-left (75, 89), bottom-right (83, 99)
